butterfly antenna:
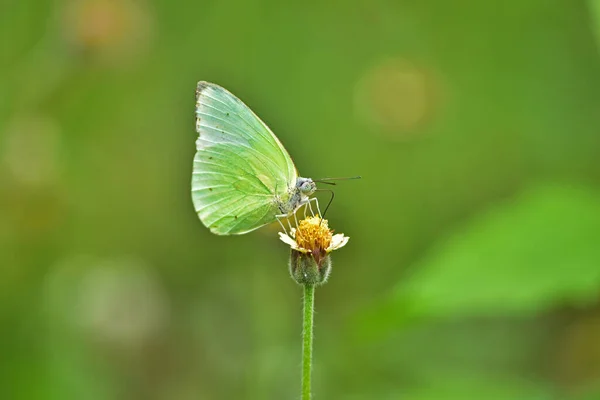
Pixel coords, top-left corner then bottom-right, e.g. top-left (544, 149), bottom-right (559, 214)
top-left (314, 175), bottom-right (361, 183)
top-left (315, 189), bottom-right (335, 222)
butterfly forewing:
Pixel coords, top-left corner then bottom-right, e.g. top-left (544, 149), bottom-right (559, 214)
top-left (192, 82), bottom-right (298, 235)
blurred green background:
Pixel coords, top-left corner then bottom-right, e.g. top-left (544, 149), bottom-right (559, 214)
top-left (2, 0), bottom-right (600, 399)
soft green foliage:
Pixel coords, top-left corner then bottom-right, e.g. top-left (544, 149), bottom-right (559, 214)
top-left (399, 184), bottom-right (600, 317)
top-left (351, 184), bottom-right (600, 399)
top-left (589, 0), bottom-right (600, 51)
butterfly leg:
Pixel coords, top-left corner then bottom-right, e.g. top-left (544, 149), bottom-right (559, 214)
top-left (307, 197), bottom-right (322, 218)
top-left (276, 214), bottom-right (296, 235)
top-left (276, 215), bottom-right (288, 234)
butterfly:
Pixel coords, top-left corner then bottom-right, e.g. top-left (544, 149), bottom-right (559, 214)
top-left (191, 82), bottom-right (320, 235)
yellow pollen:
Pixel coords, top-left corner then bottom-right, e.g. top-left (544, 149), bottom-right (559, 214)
top-left (295, 216), bottom-right (332, 252)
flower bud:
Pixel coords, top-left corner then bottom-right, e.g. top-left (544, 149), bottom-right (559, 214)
top-left (289, 249), bottom-right (332, 286)
top-left (279, 216), bottom-right (348, 286)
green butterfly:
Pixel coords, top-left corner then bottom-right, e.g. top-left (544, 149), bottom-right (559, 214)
top-left (192, 81), bottom-right (319, 235)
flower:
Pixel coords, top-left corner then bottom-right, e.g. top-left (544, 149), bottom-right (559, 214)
top-left (279, 216), bottom-right (349, 257)
top-left (279, 216), bottom-right (349, 285)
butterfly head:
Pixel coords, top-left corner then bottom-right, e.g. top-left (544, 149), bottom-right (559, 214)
top-left (297, 177), bottom-right (317, 196)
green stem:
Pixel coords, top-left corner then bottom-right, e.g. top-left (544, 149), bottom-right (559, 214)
top-left (302, 284), bottom-right (315, 400)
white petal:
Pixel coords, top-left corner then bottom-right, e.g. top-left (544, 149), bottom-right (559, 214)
top-left (328, 234), bottom-right (349, 251)
top-left (278, 232), bottom-right (298, 248)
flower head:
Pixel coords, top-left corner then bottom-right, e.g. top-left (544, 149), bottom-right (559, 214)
top-left (279, 216), bottom-right (349, 285)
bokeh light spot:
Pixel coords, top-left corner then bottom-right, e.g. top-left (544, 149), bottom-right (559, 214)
top-left (3, 116), bottom-right (62, 187)
top-left (43, 256), bottom-right (172, 348)
top-left (354, 58), bottom-right (439, 139)
top-left (79, 259), bottom-right (169, 347)
top-left (63, 0), bottom-right (152, 65)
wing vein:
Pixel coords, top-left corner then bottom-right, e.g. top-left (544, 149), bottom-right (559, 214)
top-left (196, 105), bottom-right (283, 156)
top-left (195, 136), bottom-right (286, 188)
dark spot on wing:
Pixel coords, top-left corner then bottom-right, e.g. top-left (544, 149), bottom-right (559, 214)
top-left (196, 81), bottom-right (209, 100)
top-left (209, 156), bottom-right (213, 160)
top-left (226, 112), bottom-right (230, 116)
top-left (209, 188), bottom-right (213, 191)
top-left (234, 215), bottom-right (238, 219)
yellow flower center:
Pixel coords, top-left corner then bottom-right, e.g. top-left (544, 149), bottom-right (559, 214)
top-left (295, 216), bottom-right (332, 252)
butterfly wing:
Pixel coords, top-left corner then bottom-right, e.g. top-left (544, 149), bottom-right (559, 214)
top-left (192, 81), bottom-right (298, 235)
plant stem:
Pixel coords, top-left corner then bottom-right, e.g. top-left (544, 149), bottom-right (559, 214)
top-left (302, 284), bottom-right (315, 400)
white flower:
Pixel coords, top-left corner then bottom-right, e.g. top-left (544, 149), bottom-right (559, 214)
top-left (278, 216), bottom-right (349, 255)
top-left (282, 216), bottom-right (349, 285)
top-left (329, 233), bottom-right (350, 252)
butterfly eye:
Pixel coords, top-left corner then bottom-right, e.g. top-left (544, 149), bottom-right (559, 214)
top-left (299, 181), bottom-right (315, 194)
